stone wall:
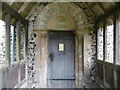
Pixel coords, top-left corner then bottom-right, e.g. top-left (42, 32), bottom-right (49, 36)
top-left (27, 31), bottom-right (37, 88)
top-left (27, 2), bottom-right (96, 88)
top-left (86, 31), bottom-right (96, 81)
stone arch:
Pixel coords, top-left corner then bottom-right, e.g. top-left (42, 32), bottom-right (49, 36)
top-left (35, 2), bottom-right (89, 30)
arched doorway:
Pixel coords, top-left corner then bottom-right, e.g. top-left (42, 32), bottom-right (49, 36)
top-left (34, 2), bottom-right (90, 88)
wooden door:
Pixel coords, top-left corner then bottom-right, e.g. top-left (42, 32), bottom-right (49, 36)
top-left (48, 31), bottom-right (75, 88)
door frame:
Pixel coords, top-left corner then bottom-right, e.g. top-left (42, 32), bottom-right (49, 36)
top-left (34, 30), bottom-right (84, 88)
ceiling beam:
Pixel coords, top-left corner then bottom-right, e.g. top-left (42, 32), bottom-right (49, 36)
top-left (95, 2), bottom-right (120, 24)
top-left (7, 0), bottom-right (16, 6)
top-left (25, 2), bottom-right (50, 19)
top-left (18, 2), bottom-right (29, 13)
top-left (89, 2), bottom-right (96, 8)
top-left (25, 3), bottom-right (40, 19)
top-left (110, 2), bottom-right (116, 6)
top-left (96, 2), bottom-right (107, 13)
top-left (9, 2), bottom-right (14, 6)
top-left (83, 2), bottom-right (97, 17)
top-left (1, 2), bottom-right (28, 25)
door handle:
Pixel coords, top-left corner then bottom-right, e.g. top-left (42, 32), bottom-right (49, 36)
top-left (49, 53), bottom-right (54, 61)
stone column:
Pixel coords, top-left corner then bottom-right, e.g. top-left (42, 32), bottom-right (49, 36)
top-left (11, 26), bottom-right (15, 65)
top-left (5, 13), bottom-right (11, 88)
top-left (16, 20), bottom-right (21, 84)
top-left (75, 31), bottom-right (84, 88)
top-left (24, 25), bottom-right (28, 83)
top-left (34, 30), bottom-right (48, 88)
top-left (5, 13), bottom-right (11, 66)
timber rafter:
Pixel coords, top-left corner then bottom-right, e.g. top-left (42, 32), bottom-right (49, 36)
top-left (1, 2), bottom-right (28, 25)
top-left (95, 2), bottom-right (120, 24)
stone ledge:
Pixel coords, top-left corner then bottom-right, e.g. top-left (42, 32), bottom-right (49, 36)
top-left (84, 79), bottom-right (101, 90)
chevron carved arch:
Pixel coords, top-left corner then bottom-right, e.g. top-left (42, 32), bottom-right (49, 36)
top-left (35, 2), bottom-right (90, 30)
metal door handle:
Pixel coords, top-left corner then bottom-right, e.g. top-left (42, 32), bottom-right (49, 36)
top-left (49, 53), bottom-right (54, 61)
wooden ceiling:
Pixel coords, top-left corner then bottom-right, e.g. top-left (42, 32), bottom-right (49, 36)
top-left (5, 2), bottom-right (118, 19)
top-left (1, 1), bottom-right (120, 25)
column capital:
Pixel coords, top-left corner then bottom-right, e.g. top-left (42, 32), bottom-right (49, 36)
top-left (34, 30), bottom-right (48, 38)
top-left (40, 31), bottom-right (48, 38)
top-left (75, 31), bottom-right (84, 39)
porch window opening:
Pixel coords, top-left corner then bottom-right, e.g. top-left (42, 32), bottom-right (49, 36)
top-left (20, 28), bottom-right (25, 61)
top-left (97, 25), bottom-right (103, 60)
top-left (10, 25), bottom-right (15, 64)
top-left (117, 16), bottom-right (120, 65)
top-left (0, 20), bottom-right (5, 65)
top-left (105, 18), bottom-right (114, 63)
top-left (0, 19), bottom-right (17, 65)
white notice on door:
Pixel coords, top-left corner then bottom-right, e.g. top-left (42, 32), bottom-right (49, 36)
top-left (59, 44), bottom-right (64, 51)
